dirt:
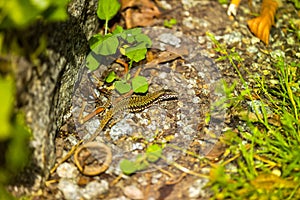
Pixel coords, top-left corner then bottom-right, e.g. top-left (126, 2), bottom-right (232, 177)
top-left (41, 0), bottom-right (299, 199)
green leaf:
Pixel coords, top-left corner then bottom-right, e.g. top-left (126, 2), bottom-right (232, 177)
top-left (97, 0), bottom-right (121, 21)
top-left (125, 46), bottom-right (147, 62)
top-left (170, 18), bottom-right (177, 24)
top-left (205, 112), bottom-right (211, 124)
top-left (6, 113), bottom-right (30, 173)
top-left (134, 154), bottom-right (149, 171)
top-left (0, 0), bottom-right (69, 28)
top-left (112, 25), bottom-right (124, 34)
top-left (120, 159), bottom-right (137, 175)
top-left (106, 71), bottom-right (116, 83)
top-left (146, 144), bottom-right (162, 162)
top-left (0, 76), bottom-right (14, 140)
top-left (127, 28), bottom-right (142, 35)
top-left (126, 34), bottom-right (136, 43)
top-left (86, 53), bottom-right (100, 71)
top-left (134, 34), bottom-right (152, 47)
top-left (92, 34), bottom-right (119, 55)
top-left (135, 161), bottom-right (149, 171)
top-left (44, 6), bottom-right (68, 21)
top-left (31, 0), bottom-right (50, 10)
top-left (115, 81), bottom-right (131, 94)
top-left (89, 34), bottom-right (105, 50)
top-left (164, 18), bottom-right (177, 28)
top-left (2, 0), bottom-right (40, 27)
top-left (218, 0), bottom-right (229, 4)
top-left (121, 28), bottom-right (142, 41)
top-left (132, 76), bottom-right (148, 93)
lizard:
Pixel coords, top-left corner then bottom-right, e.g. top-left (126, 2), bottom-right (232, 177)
top-left (85, 89), bottom-right (179, 143)
top-left (50, 89), bottom-right (178, 174)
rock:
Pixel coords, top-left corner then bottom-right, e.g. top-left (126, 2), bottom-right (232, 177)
top-left (56, 163), bottom-right (78, 179)
top-left (123, 185), bottom-right (144, 200)
top-left (188, 179), bottom-right (209, 198)
top-left (81, 180), bottom-right (109, 200)
top-left (58, 179), bottom-right (81, 200)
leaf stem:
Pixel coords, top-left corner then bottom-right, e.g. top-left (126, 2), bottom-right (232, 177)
top-left (104, 19), bottom-right (108, 35)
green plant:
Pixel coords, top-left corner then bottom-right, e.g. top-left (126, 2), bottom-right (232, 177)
top-left (218, 0), bottom-right (229, 5)
top-left (164, 18), bottom-right (177, 28)
top-left (120, 144), bottom-right (163, 175)
top-left (206, 32), bottom-right (300, 199)
top-left (288, 19), bottom-right (300, 42)
top-left (87, 0), bottom-right (153, 94)
top-left (87, 25), bottom-right (152, 94)
top-left (0, 75), bottom-right (31, 199)
top-left (288, 0), bottom-right (300, 9)
top-left (0, 0), bottom-right (69, 63)
top-left (97, 0), bottom-right (121, 35)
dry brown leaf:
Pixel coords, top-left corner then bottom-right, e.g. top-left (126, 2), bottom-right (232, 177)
top-left (121, 0), bottom-right (160, 28)
top-left (247, 0), bottom-right (278, 45)
top-left (146, 50), bottom-right (182, 66)
top-left (205, 140), bottom-right (227, 161)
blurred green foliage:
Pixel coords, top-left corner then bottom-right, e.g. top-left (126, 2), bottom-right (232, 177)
top-left (0, 0), bottom-right (69, 58)
top-left (0, 0), bottom-right (69, 29)
top-left (0, 74), bottom-right (31, 199)
top-left (0, 75), bottom-right (14, 139)
top-left (218, 0), bottom-right (228, 5)
top-left (289, 0), bottom-right (300, 8)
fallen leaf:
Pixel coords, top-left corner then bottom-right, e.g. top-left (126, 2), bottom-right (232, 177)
top-left (247, 0), bottom-right (278, 45)
top-left (121, 0), bottom-right (160, 28)
top-left (205, 139), bottom-right (227, 161)
top-left (146, 50), bottom-right (182, 67)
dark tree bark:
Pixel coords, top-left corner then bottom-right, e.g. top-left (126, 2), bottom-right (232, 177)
top-left (10, 0), bottom-right (99, 195)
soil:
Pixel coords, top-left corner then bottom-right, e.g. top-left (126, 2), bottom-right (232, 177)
top-left (39, 0), bottom-right (299, 199)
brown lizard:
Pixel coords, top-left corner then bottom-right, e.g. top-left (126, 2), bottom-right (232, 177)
top-left (51, 89), bottom-right (178, 174)
top-left (85, 89), bottom-right (178, 143)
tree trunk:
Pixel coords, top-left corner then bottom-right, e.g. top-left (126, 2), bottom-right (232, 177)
top-left (10, 0), bottom-right (99, 195)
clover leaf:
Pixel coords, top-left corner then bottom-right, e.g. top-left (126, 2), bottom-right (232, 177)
top-left (115, 80), bottom-right (131, 94)
top-left (97, 0), bottom-right (121, 21)
top-left (146, 144), bottom-right (162, 163)
top-left (119, 159), bottom-right (137, 175)
top-left (132, 76), bottom-right (148, 93)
